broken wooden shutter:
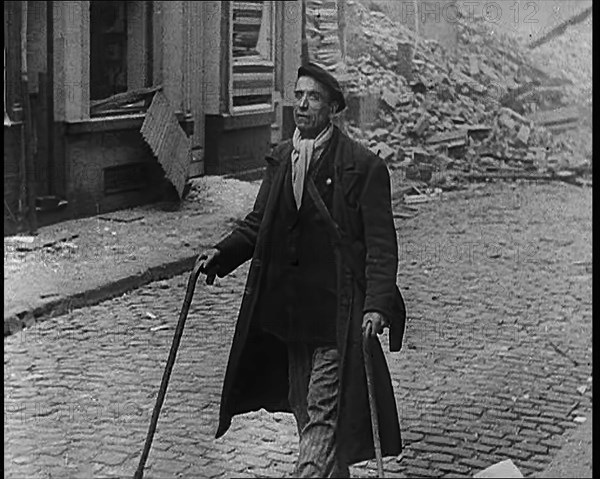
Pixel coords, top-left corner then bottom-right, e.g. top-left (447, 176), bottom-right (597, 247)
top-left (231, 1), bottom-right (274, 111)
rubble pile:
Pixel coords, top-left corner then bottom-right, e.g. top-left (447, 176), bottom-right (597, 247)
top-left (340, 0), bottom-right (592, 192)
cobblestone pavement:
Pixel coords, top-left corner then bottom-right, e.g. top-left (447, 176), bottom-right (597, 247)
top-left (4, 175), bottom-right (259, 330)
top-left (4, 181), bottom-right (592, 478)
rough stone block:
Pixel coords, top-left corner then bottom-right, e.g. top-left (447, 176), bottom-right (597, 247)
top-left (479, 436), bottom-right (511, 448)
top-left (520, 442), bottom-right (549, 454)
top-left (396, 41), bottom-right (414, 81)
top-left (370, 142), bottom-right (395, 161)
top-left (499, 113), bottom-right (517, 130)
top-left (413, 113), bottom-right (430, 136)
top-left (381, 88), bottom-right (398, 109)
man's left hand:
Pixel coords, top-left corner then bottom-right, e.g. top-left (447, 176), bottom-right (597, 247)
top-left (362, 311), bottom-right (388, 338)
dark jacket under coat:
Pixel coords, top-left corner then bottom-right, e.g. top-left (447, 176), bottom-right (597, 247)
top-left (256, 134), bottom-right (339, 345)
top-left (213, 126), bottom-right (407, 465)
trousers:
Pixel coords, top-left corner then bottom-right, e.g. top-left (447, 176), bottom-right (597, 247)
top-left (287, 344), bottom-right (350, 478)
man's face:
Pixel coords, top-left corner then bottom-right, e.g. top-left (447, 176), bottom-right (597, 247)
top-left (293, 76), bottom-right (337, 138)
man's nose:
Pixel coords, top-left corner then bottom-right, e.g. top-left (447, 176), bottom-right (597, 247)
top-left (298, 94), bottom-right (309, 109)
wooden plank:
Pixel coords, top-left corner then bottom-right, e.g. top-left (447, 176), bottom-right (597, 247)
top-left (140, 91), bottom-right (191, 197)
top-left (530, 106), bottom-right (580, 127)
top-left (529, 5), bottom-right (593, 49)
top-left (232, 72), bottom-right (274, 86)
top-left (465, 171), bottom-right (554, 181)
top-left (427, 129), bottom-right (468, 145)
top-left (233, 87), bottom-right (273, 97)
top-left (90, 85), bottom-right (162, 111)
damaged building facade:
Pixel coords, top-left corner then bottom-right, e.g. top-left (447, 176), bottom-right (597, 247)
top-left (4, 0), bottom-right (321, 234)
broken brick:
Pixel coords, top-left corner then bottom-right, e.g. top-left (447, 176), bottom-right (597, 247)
top-left (371, 142), bottom-right (395, 161)
top-left (516, 125), bottom-right (531, 145)
top-left (469, 55), bottom-right (480, 76)
top-left (412, 113), bottom-right (430, 136)
top-left (381, 88), bottom-right (399, 109)
top-left (498, 113), bottom-right (517, 130)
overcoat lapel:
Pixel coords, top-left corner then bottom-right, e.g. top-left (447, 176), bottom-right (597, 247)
top-left (281, 150), bottom-right (298, 220)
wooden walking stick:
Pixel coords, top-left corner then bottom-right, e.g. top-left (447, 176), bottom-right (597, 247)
top-left (133, 260), bottom-right (209, 479)
top-left (363, 329), bottom-right (385, 478)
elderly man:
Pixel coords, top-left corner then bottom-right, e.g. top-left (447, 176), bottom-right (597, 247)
top-left (198, 62), bottom-right (406, 478)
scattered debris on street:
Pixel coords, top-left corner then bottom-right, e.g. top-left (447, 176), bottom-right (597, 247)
top-left (474, 458), bottom-right (524, 478)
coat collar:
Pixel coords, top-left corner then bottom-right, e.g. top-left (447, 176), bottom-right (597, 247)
top-left (267, 125), bottom-right (352, 169)
top-left (265, 126), bottom-right (361, 214)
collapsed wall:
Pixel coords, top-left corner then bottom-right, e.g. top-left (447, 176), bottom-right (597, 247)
top-left (334, 0), bottom-right (591, 187)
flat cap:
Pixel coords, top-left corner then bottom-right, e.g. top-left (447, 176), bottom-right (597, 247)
top-left (298, 62), bottom-right (346, 112)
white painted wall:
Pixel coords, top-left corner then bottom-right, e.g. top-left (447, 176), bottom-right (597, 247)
top-left (200, 1), bottom-right (223, 116)
top-left (53, 1), bottom-right (89, 122)
top-left (280, 0), bottom-right (302, 106)
top-left (160, 1), bottom-right (184, 111)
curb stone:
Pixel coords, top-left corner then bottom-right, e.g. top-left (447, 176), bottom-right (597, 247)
top-left (4, 255), bottom-right (198, 337)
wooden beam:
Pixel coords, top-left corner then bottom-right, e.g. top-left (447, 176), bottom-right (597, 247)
top-left (90, 85), bottom-right (162, 111)
top-left (220, 1), bottom-right (232, 113)
top-left (529, 5), bottom-right (592, 49)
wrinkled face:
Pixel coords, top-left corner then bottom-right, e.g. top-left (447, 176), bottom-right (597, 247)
top-left (293, 76), bottom-right (338, 138)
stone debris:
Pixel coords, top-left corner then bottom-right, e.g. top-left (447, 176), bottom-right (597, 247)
top-left (99, 211), bottom-right (146, 223)
top-left (403, 186), bottom-right (442, 205)
top-left (474, 459), bottom-right (524, 478)
top-left (5, 235), bottom-right (35, 244)
top-left (339, 0), bottom-right (592, 201)
top-left (370, 141), bottom-right (395, 161)
top-left (150, 324), bottom-right (171, 332)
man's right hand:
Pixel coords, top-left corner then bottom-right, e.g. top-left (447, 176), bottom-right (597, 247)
top-left (196, 248), bottom-right (221, 285)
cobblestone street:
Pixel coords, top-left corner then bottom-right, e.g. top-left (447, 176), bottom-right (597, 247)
top-left (4, 181), bottom-right (592, 478)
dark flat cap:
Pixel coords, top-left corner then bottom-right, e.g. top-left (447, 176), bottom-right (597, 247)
top-left (298, 62), bottom-right (346, 112)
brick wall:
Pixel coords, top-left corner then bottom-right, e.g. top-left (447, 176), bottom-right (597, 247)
top-left (64, 128), bottom-right (165, 218)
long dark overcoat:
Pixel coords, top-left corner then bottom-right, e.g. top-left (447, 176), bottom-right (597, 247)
top-left (213, 127), bottom-right (406, 465)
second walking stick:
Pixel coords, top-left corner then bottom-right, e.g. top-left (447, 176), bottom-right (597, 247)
top-left (363, 333), bottom-right (385, 478)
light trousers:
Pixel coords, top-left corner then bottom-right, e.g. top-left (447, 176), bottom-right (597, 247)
top-left (287, 344), bottom-right (350, 478)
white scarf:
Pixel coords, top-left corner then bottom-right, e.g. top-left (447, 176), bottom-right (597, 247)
top-left (291, 123), bottom-right (334, 209)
